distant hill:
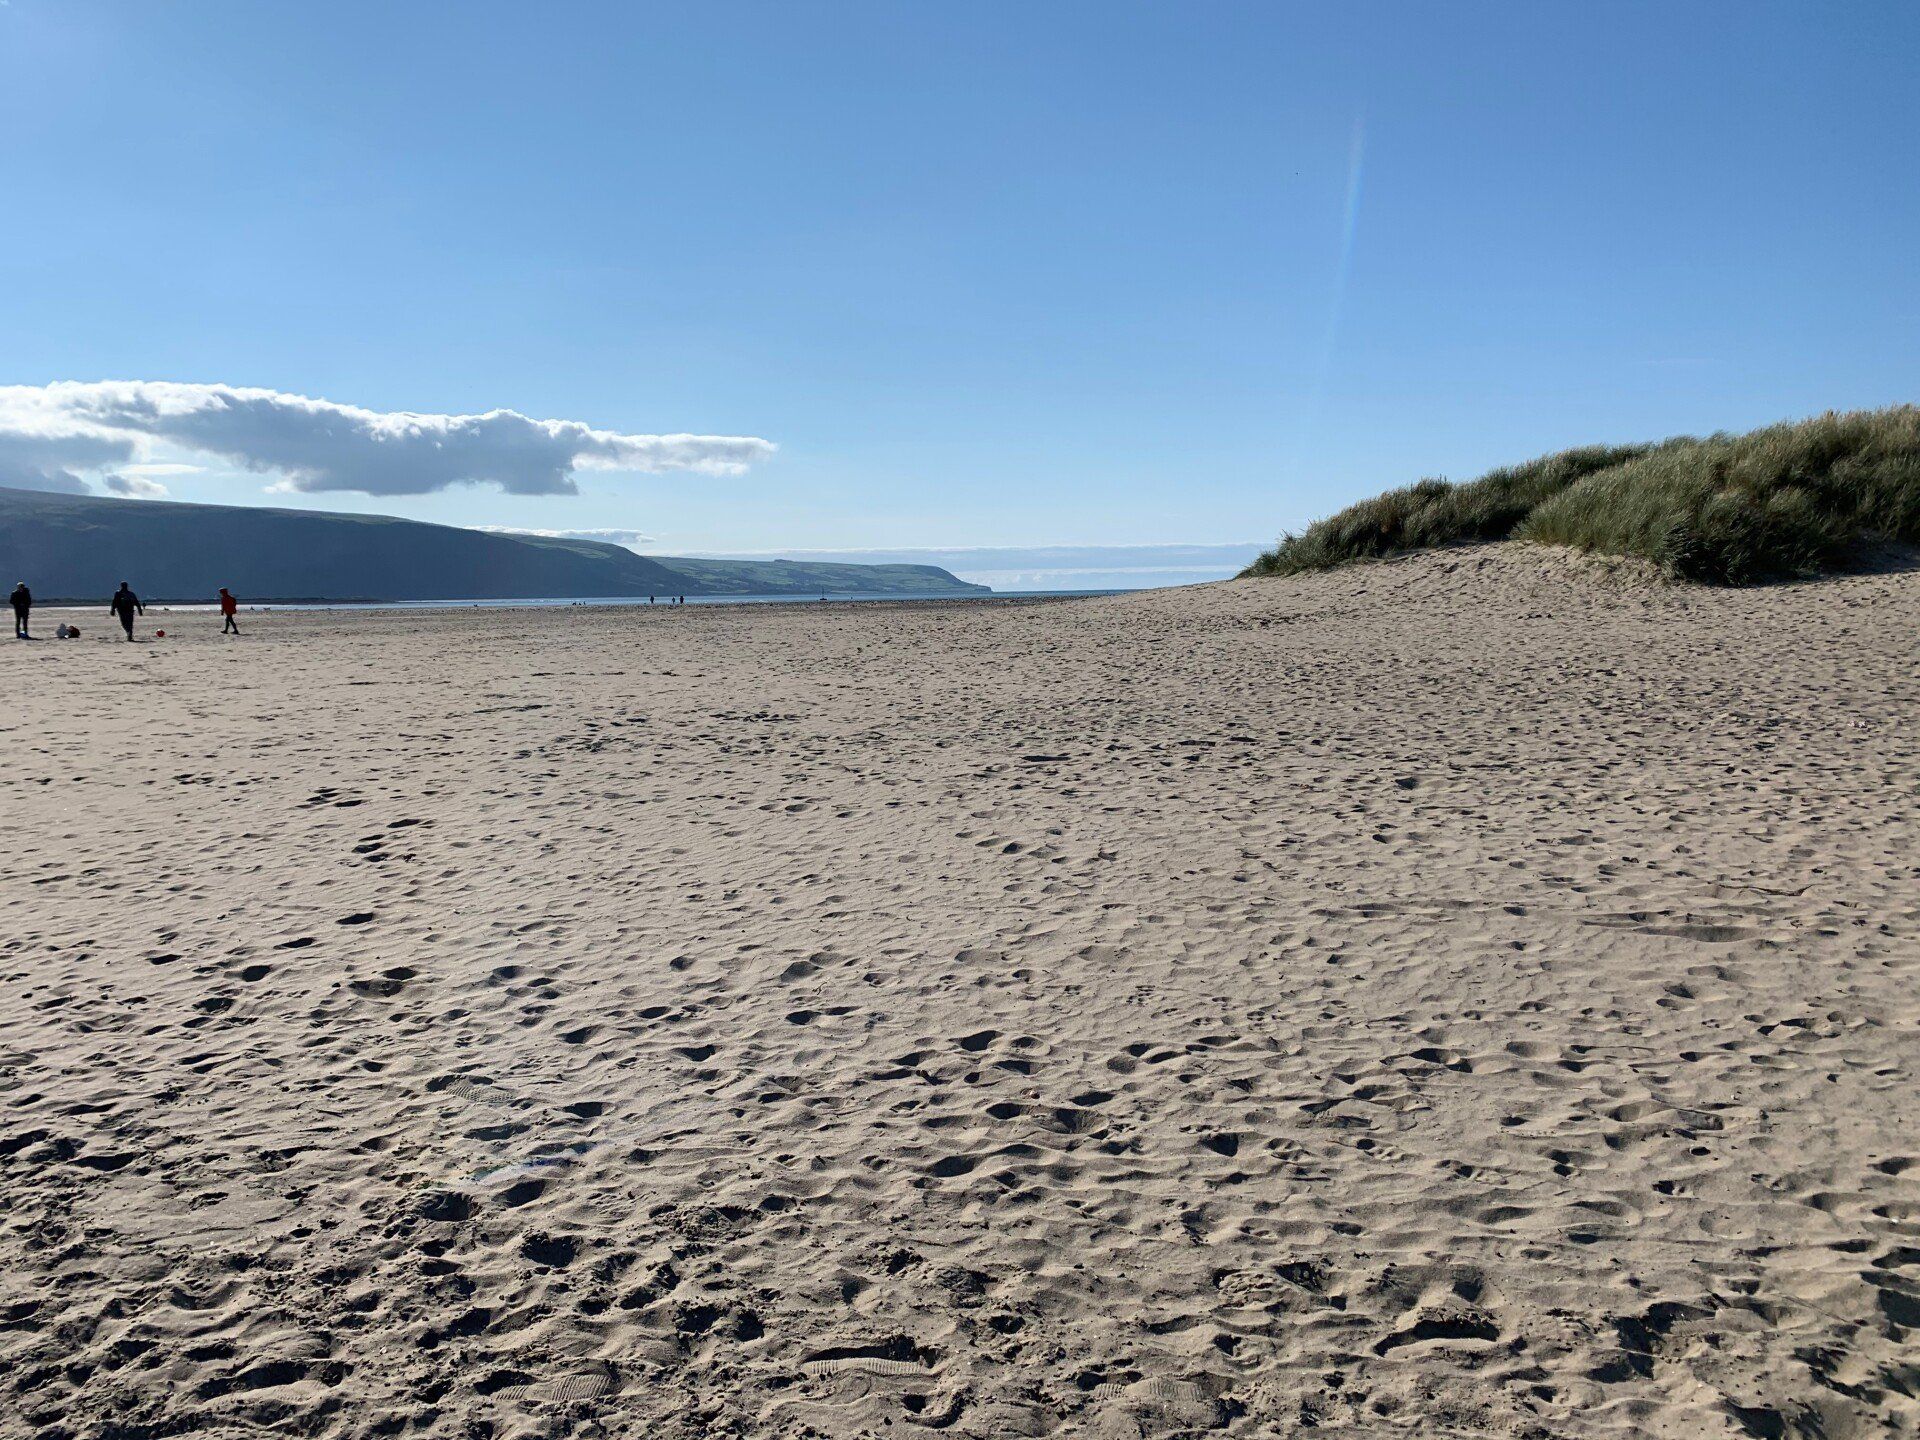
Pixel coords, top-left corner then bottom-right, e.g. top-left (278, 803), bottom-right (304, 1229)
top-left (1242, 405), bottom-right (1920, 585)
top-left (644, 553), bottom-right (987, 596)
top-left (0, 488), bottom-right (987, 602)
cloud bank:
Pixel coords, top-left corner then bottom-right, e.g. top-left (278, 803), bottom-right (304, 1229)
top-left (0, 429), bottom-right (130, 494)
top-left (100, 472), bottom-right (170, 498)
top-left (0, 382), bottom-right (775, 497)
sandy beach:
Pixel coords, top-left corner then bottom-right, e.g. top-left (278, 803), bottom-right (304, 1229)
top-left (2, 546), bottom-right (1916, 1440)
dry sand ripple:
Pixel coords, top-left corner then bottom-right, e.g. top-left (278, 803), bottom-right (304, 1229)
top-left (2, 545), bottom-right (1917, 1439)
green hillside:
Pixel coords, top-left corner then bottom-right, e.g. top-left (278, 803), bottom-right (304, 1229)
top-left (0, 488), bottom-right (985, 601)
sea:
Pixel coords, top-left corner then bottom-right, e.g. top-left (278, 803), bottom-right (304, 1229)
top-left (136, 589), bottom-right (1132, 613)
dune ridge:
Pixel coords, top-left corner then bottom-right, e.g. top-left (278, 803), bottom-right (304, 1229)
top-left (1245, 404), bottom-right (1920, 583)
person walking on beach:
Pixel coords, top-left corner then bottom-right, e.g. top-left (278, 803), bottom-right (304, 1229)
top-left (108, 582), bottom-right (143, 641)
top-left (9, 582), bottom-right (29, 639)
top-left (218, 586), bottom-right (240, 635)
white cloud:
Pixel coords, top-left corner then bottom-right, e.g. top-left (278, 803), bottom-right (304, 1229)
top-left (0, 429), bottom-right (132, 494)
top-left (0, 381), bottom-right (775, 497)
top-left (476, 525), bottom-right (657, 550)
top-left (100, 472), bottom-right (170, 498)
top-left (119, 461), bottom-right (204, 478)
top-left (0, 464), bottom-right (93, 495)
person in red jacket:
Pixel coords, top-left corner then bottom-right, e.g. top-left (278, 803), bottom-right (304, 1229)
top-left (218, 586), bottom-right (240, 635)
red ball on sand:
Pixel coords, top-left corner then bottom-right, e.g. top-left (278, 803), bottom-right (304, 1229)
top-left (155, 629), bottom-right (165, 638)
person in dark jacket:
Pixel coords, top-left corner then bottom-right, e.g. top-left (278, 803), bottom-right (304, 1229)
top-left (9, 582), bottom-right (28, 639)
top-left (218, 587), bottom-right (240, 635)
top-left (109, 582), bottom-right (143, 641)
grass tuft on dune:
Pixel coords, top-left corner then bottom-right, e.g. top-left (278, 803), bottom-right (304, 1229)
top-left (1244, 405), bottom-right (1920, 584)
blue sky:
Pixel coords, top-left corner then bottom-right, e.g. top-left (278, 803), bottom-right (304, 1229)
top-left (2, 1), bottom-right (1916, 572)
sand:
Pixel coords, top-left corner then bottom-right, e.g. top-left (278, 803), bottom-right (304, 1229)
top-left (2, 545), bottom-right (1916, 1440)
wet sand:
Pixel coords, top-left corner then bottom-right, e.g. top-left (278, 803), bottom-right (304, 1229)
top-left (2, 545), bottom-right (1916, 1439)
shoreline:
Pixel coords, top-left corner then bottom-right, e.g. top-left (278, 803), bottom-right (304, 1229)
top-left (22, 587), bottom-right (1128, 613)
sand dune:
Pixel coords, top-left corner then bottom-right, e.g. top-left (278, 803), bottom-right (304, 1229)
top-left (2, 545), bottom-right (1916, 1439)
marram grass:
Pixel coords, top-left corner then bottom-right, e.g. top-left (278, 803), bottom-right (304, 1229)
top-left (1243, 406), bottom-right (1920, 584)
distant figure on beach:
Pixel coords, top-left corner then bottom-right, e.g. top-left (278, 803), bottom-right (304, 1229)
top-left (109, 582), bottom-right (143, 641)
top-left (218, 587), bottom-right (240, 634)
top-left (9, 582), bottom-right (28, 639)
